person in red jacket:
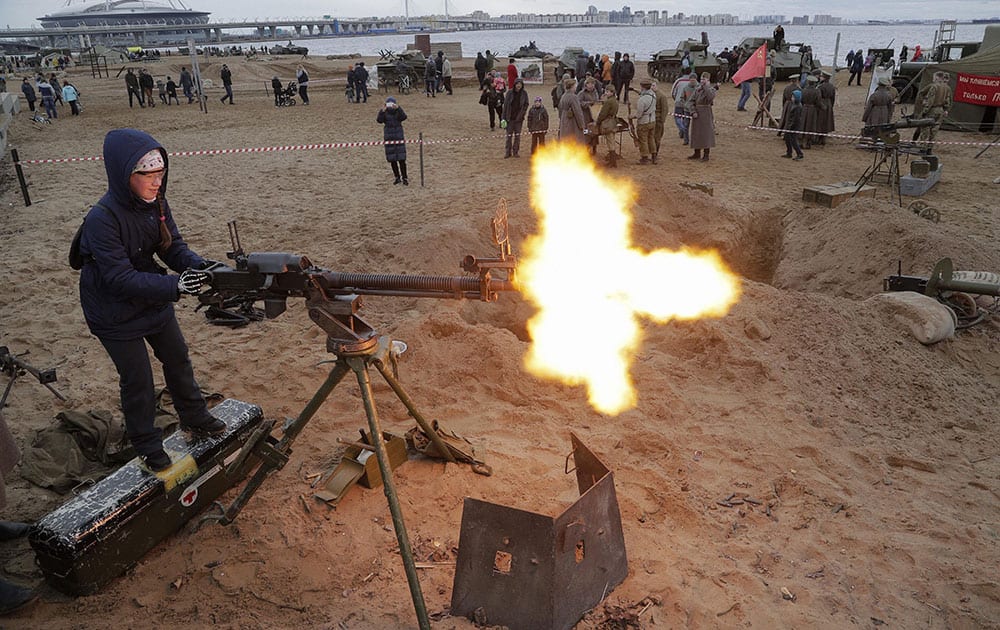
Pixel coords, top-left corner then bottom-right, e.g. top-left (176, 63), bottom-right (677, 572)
top-left (507, 59), bottom-right (518, 92)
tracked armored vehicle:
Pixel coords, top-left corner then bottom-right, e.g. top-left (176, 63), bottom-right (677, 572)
top-left (648, 35), bottom-right (725, 83)
top-left (732, 37), bottom-right (819, 81)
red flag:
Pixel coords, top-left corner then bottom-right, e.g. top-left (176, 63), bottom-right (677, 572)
top-left (731, 43), bottom-right (768, 85)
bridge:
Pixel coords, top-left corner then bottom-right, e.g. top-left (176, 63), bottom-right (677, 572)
top-left (0, 16), bottom-right (607, 49)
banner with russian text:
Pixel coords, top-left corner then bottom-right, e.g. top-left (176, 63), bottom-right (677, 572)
top-left (954, 73), bottom-right (1000, 106)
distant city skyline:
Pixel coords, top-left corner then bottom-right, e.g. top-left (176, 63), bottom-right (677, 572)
top-left (4, 0), bottom-right (997, 29)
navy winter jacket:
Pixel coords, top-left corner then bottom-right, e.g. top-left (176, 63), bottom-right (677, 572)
top-left (377, 106), bottom-right (407, 162)
top-left (78, 129), bottom-right (205, 340)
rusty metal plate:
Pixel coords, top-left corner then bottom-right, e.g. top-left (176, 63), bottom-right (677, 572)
top-left (450, 433), bottom-right (628, 630)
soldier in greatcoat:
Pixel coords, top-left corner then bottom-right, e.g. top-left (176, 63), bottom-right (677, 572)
top-left (687, 72), bottom-right (716, 161)
top-left (862, 76), bottom-right (895, 127)
top-left (815, 69), bottom-right (836, 145)
top-left (800, 75), bottom-right (821, 148)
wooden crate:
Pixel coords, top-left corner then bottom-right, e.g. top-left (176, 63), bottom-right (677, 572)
top-left (803, 181), bottom-right (876, 208)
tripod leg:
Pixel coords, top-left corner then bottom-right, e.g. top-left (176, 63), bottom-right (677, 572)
top-left (215, 360), bottom-right (351, 524)
top-left (372, 359), bottom-right (457, 463)
top-left (348, 357), bottom-right (430, 630)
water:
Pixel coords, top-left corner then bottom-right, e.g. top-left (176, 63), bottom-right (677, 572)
top-left (242, 23), bottom-right (990, 66)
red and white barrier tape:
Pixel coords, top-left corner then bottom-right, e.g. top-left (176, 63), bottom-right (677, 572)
top-left (15, 122), bottom-right (996, 166)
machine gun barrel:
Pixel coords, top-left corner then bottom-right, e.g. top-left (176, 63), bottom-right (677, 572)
top-left (317, 270), bottom-right (516, 300)
top-left (862, 116), bottom-right (936, 140)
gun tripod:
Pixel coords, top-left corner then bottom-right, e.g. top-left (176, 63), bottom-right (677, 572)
top-left (207, 323), bottom-right (458, 630)
top-left (855, 142), bottom-right (903, 206)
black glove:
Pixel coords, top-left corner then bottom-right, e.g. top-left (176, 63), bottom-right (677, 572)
top-left (178, 269), bottom-right (210, 295)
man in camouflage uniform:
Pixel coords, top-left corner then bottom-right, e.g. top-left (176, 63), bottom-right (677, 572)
top-left (913, 71), bottom-right (952, 154)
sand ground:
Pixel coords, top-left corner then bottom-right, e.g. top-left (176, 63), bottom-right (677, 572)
top-left (0, 53), bottom-right (998, 629)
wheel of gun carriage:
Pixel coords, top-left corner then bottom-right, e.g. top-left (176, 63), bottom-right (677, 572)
top-left (907, 200), bottom-right (940, 223)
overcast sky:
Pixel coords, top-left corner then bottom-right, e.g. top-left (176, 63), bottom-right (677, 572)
top-left (7, 0), bottom-right (998, 28)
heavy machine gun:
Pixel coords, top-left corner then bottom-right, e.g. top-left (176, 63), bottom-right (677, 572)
top-left (197, 211), bottom-right (517, 354)
top-left (861, 115), bottom-right (936, 146)
top-left (195, 208), bottom-right (519, 629)
top-left (885, 257), bottom-right (1000, 327)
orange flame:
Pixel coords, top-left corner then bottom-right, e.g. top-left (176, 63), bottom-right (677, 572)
top-left (520, 143), bottom-right (740, 415)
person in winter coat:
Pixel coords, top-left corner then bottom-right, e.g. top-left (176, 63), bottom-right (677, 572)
top-left (863, 76), bottom-right (895, 126)
top-left (780, 89), bottom-right (804, 159)
top-left (377, 96), bottom-right (409, 185)
top-left (124, 68), bottom-right (143, 108)
top-left (20, 77), bottom-right (36, 111)
top-left (618, 53), bottom-right (636, 103)
top-left (652, 79), bottom-right (671, 162)
top-left (475, 52), bottom-right (489, 89)
top-left (502, 77), bottom-right (529, 158)
top-left (611, 51), bottom-right (623, 99)
top-left (37, 77), bottom-right (58, 119)
top-left (138, 69), bottom-right (155, 108)
top-left (600, 54), bottom-right (612, 86)
top-left (441, 54), bottom-right (453, 95)
top-left (558, 77), bottom-right (587, 144)
top-left (296, 65), bottom-right (310, 104)
top-left (688, 72), bottom-right (716, 161)
top-left (62, 79), bottom-right (81, 115)
top-left (48, 73), bottom-right (64, 106)
top-left (634, 78), bottom-right (657, 164)
top-left (77, 129), bottom-right (226, 471)
top-left (179, 67), bottom-right (194, 103)
top-left (21, 77), bottom-right (36, 112)
top-left (800, 75), bottom-right (821, 147)
top-left (165, 76), bottom-right (179, 105)
top-left (220, 64), bottom-right (233, 104)
top-left (815, 70), bottom-right (836, 145)
top-left (435, 51), bottom-right (445, 92)
top-left (594, 89), bottom-right (621, 166)
top-left (507, 58), bottom-right (518, 92)
top-left (526, 96), bottom-right (549, 155)
top-left (848, 51), bottom-right (864, 86)
top-left (353, 62), bottom-right (369, 103)
top-left (271, 75), bottom-right (283, 106)
top-left (424, 57), bottom-right (437, 97)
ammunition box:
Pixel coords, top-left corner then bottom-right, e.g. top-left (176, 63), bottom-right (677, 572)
top-left (29, 399), bottom-right (264, 595)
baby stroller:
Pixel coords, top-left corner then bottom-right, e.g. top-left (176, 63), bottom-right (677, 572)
top-left (276, 81), bottom-right (298, 107)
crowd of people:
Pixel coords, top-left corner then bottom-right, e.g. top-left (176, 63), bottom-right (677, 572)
top-left (4, 40), bottom-right (958, 174)
top-left (16, 72), bottom-right (82, 120)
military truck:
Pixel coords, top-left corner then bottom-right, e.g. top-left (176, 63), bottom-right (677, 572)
top-left (892, 41), bottom-right (982, 102)
top-left (732, 37), bottom-right (820, 81)
top-left (648, 34), bottom-right (726, 83)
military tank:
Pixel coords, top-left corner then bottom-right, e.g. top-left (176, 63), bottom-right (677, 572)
top-left (732, 37), bottom-right (819, 81)
top-left (648, 33), bottom-right (726, 83)
top-left (271, 42), bottom-right (309, 56)
top-left (509, 41), bottom-right (551, 59)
